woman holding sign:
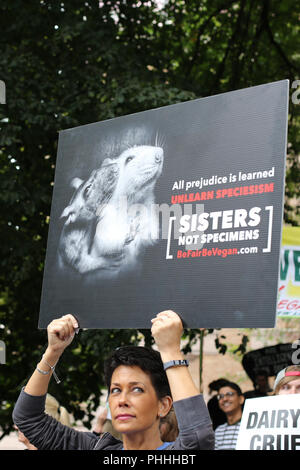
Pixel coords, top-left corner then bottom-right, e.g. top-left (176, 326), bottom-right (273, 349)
top-left (13, 311), bottom-right (214, 450)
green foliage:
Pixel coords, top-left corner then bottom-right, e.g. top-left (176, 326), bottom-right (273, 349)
top-left (214, 331), bottom-right (249, 356)
top-left (0, 0), bottom-right (299, 438)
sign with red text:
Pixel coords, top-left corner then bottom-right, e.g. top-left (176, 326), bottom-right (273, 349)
top-left (39, 80), bottom-right (288, 328)
top-left (236, 395), bottom-right (300, 450)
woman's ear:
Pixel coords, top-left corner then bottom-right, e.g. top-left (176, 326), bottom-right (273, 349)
top-left (158, 396), bottom-right (173, 418)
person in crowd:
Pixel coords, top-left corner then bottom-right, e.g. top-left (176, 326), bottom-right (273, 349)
top-left (207, 378), bottom-right (230, 430)
top-left (159, 407), bottom-right (179, 442)
top-left (273, 365), bottom-right (300, 395)
top-left (244, 369), bottom-right (271, 399)
top-left (44, 393), bottom-right (72, 426)
top-left (14, 425), bottom-right (37, 450)
top-left (214, 381), bottom-right (244, 450)
top-left (92, 406), bottom-right (123, 441)
top-left (13, 310), bottom-right (214, 450)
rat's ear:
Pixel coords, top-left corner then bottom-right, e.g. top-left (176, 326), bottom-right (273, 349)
top-left (70, 177), bottom-right (84, 190)
top-left (101, 158), bottom-right (115, 167)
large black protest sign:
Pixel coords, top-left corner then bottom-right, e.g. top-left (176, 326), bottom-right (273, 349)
top-left (242, 343), bottom-right (295, 384)
top-left (39, 80), bottom-right (289, 328)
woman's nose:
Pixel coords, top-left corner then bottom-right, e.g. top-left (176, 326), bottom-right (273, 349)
top-left (118, 391), bottom-right (129, 405)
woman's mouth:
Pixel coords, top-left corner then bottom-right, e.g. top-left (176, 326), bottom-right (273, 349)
top-left (115, 414), bottom-right (135, 421)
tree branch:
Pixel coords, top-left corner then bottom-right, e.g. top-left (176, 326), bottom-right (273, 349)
top-left (263, 0), bottom-right (299, 73)
top-left (210, 2), bottom-right (247, 94)
top-left (185, 0), bottom-right (238, 79)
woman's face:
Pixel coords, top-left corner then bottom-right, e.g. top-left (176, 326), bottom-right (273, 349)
top-left (108, 365), bottom-right (164, 436)
top-left (278, 377), bottom-right (300, 395)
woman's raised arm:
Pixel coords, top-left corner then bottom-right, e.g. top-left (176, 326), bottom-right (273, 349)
top-left (24, 314), bottom-right (78, 396)
top-left (151, 310), bottom-right (199, 402)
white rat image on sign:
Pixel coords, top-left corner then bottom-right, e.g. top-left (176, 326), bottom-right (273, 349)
top-left (58, 145), bottom-right (164, 277)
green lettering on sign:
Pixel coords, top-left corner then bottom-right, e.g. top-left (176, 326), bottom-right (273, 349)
top-left (294, 251), bottom-right (300, 282)
top-left (280, 250), bottom-right (289, 280)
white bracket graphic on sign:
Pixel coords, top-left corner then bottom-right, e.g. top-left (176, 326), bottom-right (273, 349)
top-left (263, 206), bottom-right (273, 253)
top-left (166, 217), bottom-right (176, 259)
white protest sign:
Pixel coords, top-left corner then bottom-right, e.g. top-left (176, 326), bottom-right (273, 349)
top-left (236, 395), bottom-right (300, 450)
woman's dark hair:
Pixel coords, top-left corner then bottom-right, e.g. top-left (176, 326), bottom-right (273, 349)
top-left (104, 346), bottom-right (171, 400)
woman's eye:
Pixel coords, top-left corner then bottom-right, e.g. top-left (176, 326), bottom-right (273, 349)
top-left (132, 387), bottom-right (144, 393)
top-left (110, 387), bottom-right (120, 394)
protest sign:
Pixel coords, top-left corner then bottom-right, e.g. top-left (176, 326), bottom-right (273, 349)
top-left (39, 80), bottom-right (288, 328)
top-left (236, 395), bottom-right (300, 450)
top-left (242, 343), bottom-right (295, 384)
top-left (277, 226), bottom-right (300, 318)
